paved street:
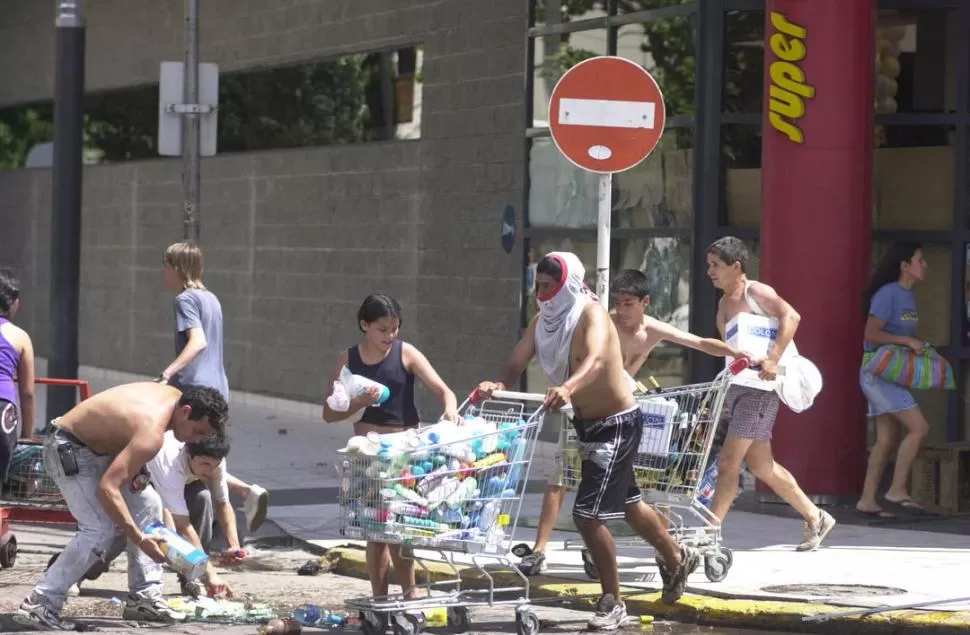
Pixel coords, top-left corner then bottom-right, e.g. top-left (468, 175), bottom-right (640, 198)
top-left (7, 360), bottom-right (970, 632)
top-left (0, 523), bottom-right (797, 635)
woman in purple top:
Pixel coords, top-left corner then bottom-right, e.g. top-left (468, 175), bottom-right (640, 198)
top-left (857, 243), bottom-right (929, 518)
top-left (0, 268), bottom-right (36, 482)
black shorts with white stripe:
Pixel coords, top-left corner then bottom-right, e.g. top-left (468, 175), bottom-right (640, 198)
top-left (571, 405), bottom-right (643, 521)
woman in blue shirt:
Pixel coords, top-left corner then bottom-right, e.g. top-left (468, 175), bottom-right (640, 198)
top-left (857, 242), bottom-right (929, 518)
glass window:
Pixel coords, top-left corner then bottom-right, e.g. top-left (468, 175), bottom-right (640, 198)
top-left (533, 0), bottom-right (607, 29)
top-left (613, 128), bottom-right (693, 229)
top-left (870, 242), bottom-right (951, 347)
top-left (219, 46), bottom-right (423, 152)
top-left (874, 125), bottom-right (955, 230)
top-left (528, 137), bottom-right (601, 229)
top-left (723, 11), bottom-right (765, 114)
top-left (875, 10), bottom-right (958, 114)
top-left (614, 0), bottom-right (697, 14)
top-left (0, 102), bottom-right (55, 169)
top-left (0, 46), bottom-right (422, 170)
top-left (532, 30), bottom-right (609, 128)
top-left (614, 236), bottom-right (690, 329)
top-left (722, 124), bottom-right (763, 228)
top-left (616, 17), bottom-right (696, 116)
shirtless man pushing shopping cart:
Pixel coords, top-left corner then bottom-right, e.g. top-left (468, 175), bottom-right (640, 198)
top-left (476, 251), bottom-right (699, 631)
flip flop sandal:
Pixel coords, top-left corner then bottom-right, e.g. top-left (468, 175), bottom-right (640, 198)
top-left (856, 508), bottom-right (897, 519)
top-left (885, 498), bottom-right (928, 513)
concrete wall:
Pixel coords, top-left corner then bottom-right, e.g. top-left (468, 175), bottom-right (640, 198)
top-left (0, 0), bottom-right (527, 411)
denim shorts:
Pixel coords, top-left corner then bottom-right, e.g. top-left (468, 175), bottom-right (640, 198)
top-left (859, 369), bottom-right (917, 417)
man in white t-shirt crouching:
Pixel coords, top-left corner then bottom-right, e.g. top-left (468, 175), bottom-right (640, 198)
top-left (147, 432), bottom-right (243, 597)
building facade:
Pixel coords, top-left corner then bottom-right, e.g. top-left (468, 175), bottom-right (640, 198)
top-left (0, 0), bottom-right (968, 496)
top-left (0, 0), bottom-right (528, 417)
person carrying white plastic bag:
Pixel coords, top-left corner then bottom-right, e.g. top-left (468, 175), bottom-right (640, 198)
top-left (706, 237), bottom-right (834, 552)
top-left (321, 294), bottom-right (458, 603)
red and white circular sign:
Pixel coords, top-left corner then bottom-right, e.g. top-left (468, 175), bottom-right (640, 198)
top-left (548, 56), bottom-right (666, 174)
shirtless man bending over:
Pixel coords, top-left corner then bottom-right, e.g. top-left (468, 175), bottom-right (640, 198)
top-left (477, 252), bottom-right (699, 631)
top-left (15, 383), bottom-right (228, 631)
top-left (513, 268), bottom-right (744, 577)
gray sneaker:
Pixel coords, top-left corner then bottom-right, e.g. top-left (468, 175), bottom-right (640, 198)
top-left (797, 509), bottom-right (836, 552)
top-left (14, 595), bottom-right (77, 631)
top-left (587, 594), bottom-right (627, 631)
top-left (122, 593), bottom-right (186, 623)
top-left (178, 573), bottom-right (204, 598)
top-left (516, 550), bottom-right (547, 576)
top-left (659, 546), bottom-right (700, 604)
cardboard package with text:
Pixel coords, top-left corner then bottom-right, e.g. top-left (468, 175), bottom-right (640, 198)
top-left (724, 311), bottom-right (798, 392)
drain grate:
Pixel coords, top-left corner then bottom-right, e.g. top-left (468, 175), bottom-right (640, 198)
top-left (762, 583), bottom-right (906, 597)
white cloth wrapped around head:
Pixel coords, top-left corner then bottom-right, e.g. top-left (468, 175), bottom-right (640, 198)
top-left (533, 251), bottom-right (597, 386)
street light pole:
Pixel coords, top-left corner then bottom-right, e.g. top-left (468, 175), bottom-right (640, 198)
top-left (182, 0), bottom-right (201, 242)
top-left (46, 0), bottom-right (86, 421)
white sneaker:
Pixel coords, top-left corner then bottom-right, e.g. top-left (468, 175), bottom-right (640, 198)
top-left (244, 484), bottom-right (269, 532)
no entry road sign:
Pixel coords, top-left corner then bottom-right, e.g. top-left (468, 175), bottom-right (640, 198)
top-left (548, 56), bottom-right (666, 174)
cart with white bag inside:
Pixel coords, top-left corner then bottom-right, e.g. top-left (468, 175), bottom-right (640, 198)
top-left (560, 361), bottom-right (747, 583)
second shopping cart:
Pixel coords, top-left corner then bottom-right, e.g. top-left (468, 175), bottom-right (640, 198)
top-left (558, 366), bottom-right (739, 583)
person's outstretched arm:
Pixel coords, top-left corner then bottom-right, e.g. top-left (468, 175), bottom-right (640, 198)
top-left (404, 344), bottom-right (458, 422)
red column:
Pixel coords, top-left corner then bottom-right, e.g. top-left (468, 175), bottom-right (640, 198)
top-left (758, 0), bottom-right (874, 497)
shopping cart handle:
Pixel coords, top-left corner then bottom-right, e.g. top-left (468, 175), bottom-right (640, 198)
top-left (490, 390), bottom-right (574, 414)
top-left (490, 390), bottom-right (546, 402)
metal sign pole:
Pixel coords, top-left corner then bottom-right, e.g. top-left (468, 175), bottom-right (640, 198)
top-left (595, 172), bottom-right (612, 309)
top-left (182, 0), bottom-right (201, 242)
top-left (47, 0), bottom-right (86, 421)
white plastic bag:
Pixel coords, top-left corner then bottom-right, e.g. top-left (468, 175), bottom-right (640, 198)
top-left (326, 381), bottom-right (364, 425)
top-left (776, 355), bottom-right (823, 413)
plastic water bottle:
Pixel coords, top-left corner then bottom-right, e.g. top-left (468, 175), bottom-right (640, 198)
top-left (292, 604), bottom-right (323, 625)
top-left (697, 461), bottom-right (719, 508)
top-left (258, 618), bottom-right (302, 634)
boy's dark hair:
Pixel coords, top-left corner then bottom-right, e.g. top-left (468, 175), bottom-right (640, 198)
top-left (609, 269), bottom-right (650, 299)
top-left (178, 386), bottom-right (228, 434)
top-left (0, 268), bottom-right (21, 317)
top-left (706, 236), bottom-right (749, 274)
top-left (186, 433), bottom-right (230, 461)
top-left (536, 255), bottom-right (563, 282)
top-left (357, 294), bottom-right (403, 332)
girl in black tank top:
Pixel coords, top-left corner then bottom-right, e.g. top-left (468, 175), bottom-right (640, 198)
top-left (321, 294), bottom-right (458, 599)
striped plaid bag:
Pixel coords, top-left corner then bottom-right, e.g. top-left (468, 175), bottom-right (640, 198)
top-left (861, 343), bottom-right (956, 390)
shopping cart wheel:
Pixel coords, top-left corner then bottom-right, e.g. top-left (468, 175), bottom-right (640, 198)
top-left (703, 548), bottom-right (732, 583)
top-left (0, 535), bottom-right (17, 569)
top-left (515, 607), bottom-right (540, 635)
top-left (391, 611), bottom-right (423, 635)
top-left (581, 549), bottom-right (600, 580)
top-left (359, 611), bottom-right (387, 635)
top-left (447, 606), bottom-right (471, 633)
